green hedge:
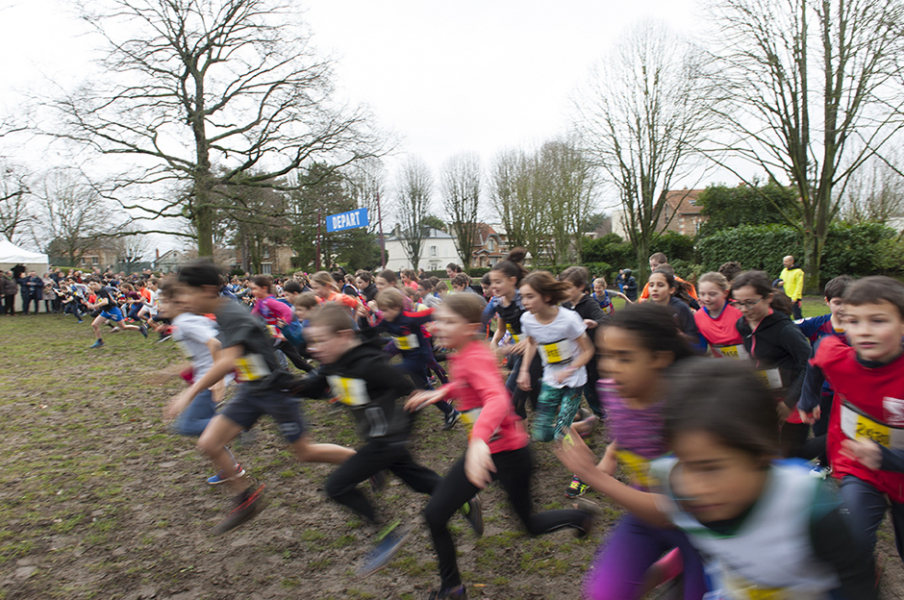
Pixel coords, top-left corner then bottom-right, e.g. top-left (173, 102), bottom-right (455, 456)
top-left (696, 222), bottom-right (897, 282)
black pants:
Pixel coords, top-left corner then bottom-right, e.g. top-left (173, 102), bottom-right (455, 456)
top-left (792, 299), bottom-right (803, 320)
top-left (423, 446), bottom-right (587, 589)
top-left (63, 302), bottom-right (82, 320)
top-left (781, 422), bottom-right (811, 458)
top-left (3, 295), bottom-right (14, 315)
top-left (324, 439), bottom-right (441, 523)
top-left (509, 354), bottom-right (542, 420)
top-left (276, 340), bottom-right (313, 372)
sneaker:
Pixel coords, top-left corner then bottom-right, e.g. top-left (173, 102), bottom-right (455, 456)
top-left (428, 585), bottom-right (468, 600)
top-left (442, 409), bottom-right (460, 431)
top-left (139, 323), bottom-right (148, 339)
top-left (207, 464), bottom-right (246, 485)
top-left (460, 495), bottom-right (484, 536)
top-left (369, 470), bottom-right (387, 493)
top-left (565, 475), bottom-right (589, 499)
top-left (809, 464), bottom-right (832, 479)
top-left (356, 523), bottom-right (412, 578)
top-left (77, 319), bottom-right (84, 323)
top-left (89, 340), bottom-right (105, 349)
top-left (212, 483), bottom-right (267, 536)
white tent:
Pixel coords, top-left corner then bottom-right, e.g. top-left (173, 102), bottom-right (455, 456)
top-left (0, 239), bottom-right (50, 311)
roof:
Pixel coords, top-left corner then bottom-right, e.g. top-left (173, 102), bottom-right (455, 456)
top-left (663, 189), bottom-right (705, 215)
top-left (386, 227), bottom-right (454, 242)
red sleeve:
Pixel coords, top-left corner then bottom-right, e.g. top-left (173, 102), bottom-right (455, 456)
top-left (403, 307), bottom-right (434, 327)
top-left (810, 335), bottom-right (847, 369)
top-left (466, 353), bottom-right (513, 445)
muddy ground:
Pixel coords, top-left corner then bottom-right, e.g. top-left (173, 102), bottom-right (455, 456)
top-left (1, 314), bottom-right (902, 599)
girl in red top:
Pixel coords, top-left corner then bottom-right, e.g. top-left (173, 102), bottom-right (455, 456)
top-left (407, 294), bottom-right (593, 600)
top-left (694, 272), bottom-right (745, 358)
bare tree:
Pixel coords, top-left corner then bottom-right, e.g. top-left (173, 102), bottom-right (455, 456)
top-left (0, 163), bottom-right (31, 244)
top-left (35, 171), bottom-right (118, 266)
top-left (344, 158), bottom-right (387, 237)
top-left (395, 157), bottom-right (433, 271)
top-left (111, 233), bottom-right (155, 272)
top-left (50, 0), bottom-right (384, 257)
top-left (539, 139), bottom-right (598, 265)
top-left (707, 0), bottom-right (904, 289)
top-left (840, 154), bottom-right (904, 224)
top-left (489, 149), bottom-right (528, 251)
top-left (573, 21), bottom-right (713, 283)
top-left (441, 153), bottom-right (482, 269)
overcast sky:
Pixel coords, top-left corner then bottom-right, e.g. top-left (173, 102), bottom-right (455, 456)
top-left (1, 0), bottom-right (739, 252)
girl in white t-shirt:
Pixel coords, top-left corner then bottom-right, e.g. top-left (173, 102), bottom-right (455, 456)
top-left (517, 271), bottom-right (595, 443)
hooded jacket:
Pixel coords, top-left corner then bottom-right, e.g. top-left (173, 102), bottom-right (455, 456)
top-left (736, 311), bottom-right (811, 408)
top-left (293, 339), bottom-right (416, 443)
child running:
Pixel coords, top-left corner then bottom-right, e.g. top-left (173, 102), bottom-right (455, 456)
top-left (645, 267), bottom-right (699, 344)
top-left (807, 276), bottom-right (904, 563)
top-left (86, 277), bottom-right (147, 348)
top-left (294, 304), bottom-right (481, 577)
top-left (557, 358), bottom-right (877, 600)
top-left (164, 261), bottom-right (355, 535)
top-left (732, 270), bottom-right (811, 457)
top-left (592, 276), bottom-right (630, 316)
top-left (407, 294), bottom-right (594, 600)
top-left (517, 271), bottom-right (595, 443)
top-left (558, 304), bottom-right (707, 599)
top-left (694, 271), bottom-right (745, 358)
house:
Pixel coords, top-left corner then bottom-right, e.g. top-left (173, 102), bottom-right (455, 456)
top-left (154, 248), bottom-right (188, 273)
top-left (469, 223), bottom-right (508, 268)
top-left (383, 227), bottom-right (459, 272)
top-left (609, 189), bottom-right (709, 239)
top-left (234, 244), bottom-right (296, 275)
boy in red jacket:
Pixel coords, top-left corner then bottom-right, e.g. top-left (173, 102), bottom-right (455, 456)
top-left (809, 276), bottom-right (904, 561)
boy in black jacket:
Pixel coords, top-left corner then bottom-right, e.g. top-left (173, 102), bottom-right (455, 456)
top-left (297, 304), bottom-right (481, 577)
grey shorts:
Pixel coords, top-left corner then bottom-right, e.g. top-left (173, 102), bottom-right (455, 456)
top-left (220, 385), bottom-right (307, 443)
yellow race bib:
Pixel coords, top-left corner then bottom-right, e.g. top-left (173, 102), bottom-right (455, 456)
top-left (505, 323), bottom-right (522, 344)
top-left (538, 339), bottom-right (573, 365)
top-left (840, 401), bottom-right (904, 449)
top-left (327, 376), bottom-right (370, 407)
top-left (393, 334), bottom-right (420, 351)
top-left (235, 354), bottom-right (270, 383)
top-left (755, 368), bottom-right (783, 390)
top-left (721, 572), bottom-right (792, 600)
top-left (714, 344), bottom-right (750, 360)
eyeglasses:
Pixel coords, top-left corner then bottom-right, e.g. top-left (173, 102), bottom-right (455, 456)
top-left (730, 298), bottom-right (764, 310)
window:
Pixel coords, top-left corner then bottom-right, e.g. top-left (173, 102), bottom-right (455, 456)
top-left (695, 220), bottom-right (703, 234)
top-left (429, 262), bottom-right (439, 270)
top-left (429, 246), bottom-right (437, 257)
top-left (262, 263), bottom-right (272, 274)
top-left (91, 257), bottom-right (99, 265)
top-left (263, 248), bottom-right (270, 259)
top-left (487, 239), bottom-right (494, 251)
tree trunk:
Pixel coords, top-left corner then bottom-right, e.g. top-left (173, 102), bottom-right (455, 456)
top-left (801, 228), bottom-right (820, 294)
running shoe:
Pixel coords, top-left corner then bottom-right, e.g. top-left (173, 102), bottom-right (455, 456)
top-left (442, 409), bottom-right (460, 431)
top-left (212, 483), bottom-right (267, 536)
top-left (565, 475), bottom-right (589, 499)
top-left (207, 464), bottom-right (246, 485)
top-left (89, 340), bottom-right (105, 349)
top-left (808, 464), bottom-right (832, 479)
top-left (356, 522), bottom-right (412, 578)
top-left (460, 495), bottom-right (484, 536)
top-left (427, 585), bottom-right (467, 599)
top-left (77, 319), bottom-right (84, 323)
top-left (139, 323), bottom-right (148, 339)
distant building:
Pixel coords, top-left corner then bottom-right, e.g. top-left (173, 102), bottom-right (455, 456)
top-left (609, 189), bottom-right (708, 239)
top-left (469, 223), bottom-right (508, 268)
top-left (383, 227), bottom-right (458, 272)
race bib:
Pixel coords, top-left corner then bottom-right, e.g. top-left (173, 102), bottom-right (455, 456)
top-left (327, 376), bottom-right (371, 407)
top-left (235, 354), bottom-right (271, 383)
top-left (755, 368), bottom-right (782, 390)
top-left (505, 323), bottom-right (522, 344)
top-left (719, 572), bottom-right (793, 600)
top-left (458, 406), bottom-right (501, 442)
top-left (538, 339), bottom-right (573, 365)
top-left (840, 402), bottom-right (904, 449)
top-left (616, 449), bottom-right (656, 488)
top-left (393, 334), bottom-right (420, 351)
top-left (713, 344), bottom-right (750, 360)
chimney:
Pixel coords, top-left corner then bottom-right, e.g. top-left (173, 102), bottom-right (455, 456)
top-left (156, 248), bottom-right (160, 259)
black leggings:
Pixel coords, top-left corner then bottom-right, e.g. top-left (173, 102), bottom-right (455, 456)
top-left (3, 295), bottom-right (14, 315)
top-left (781, 422), bottom-right (811, 459)
top-left (324, 439), bottom-right (442, 523)
top-left (423, 445), bottom-right (587, 589)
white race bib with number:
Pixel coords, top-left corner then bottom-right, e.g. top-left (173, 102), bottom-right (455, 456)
top-left (755, 368), bottom-right (782, 390)
top-left (327, 376), bottom-right (371, 407)
top-left (393, 334), bottom-right (420, 351)
top-left (235, 354), bottom-right (271, 383)
top-left (538, 339), bottom-right (573, 365)
top-left (714, 344), bottom-right (750, 360)
top-left (840, 402), bottom-right (904, 449)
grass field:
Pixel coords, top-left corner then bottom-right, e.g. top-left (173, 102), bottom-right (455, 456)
top-left (1, 298), bottom-right (900, 600)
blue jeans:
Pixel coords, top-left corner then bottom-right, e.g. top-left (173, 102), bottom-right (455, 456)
top-left (398, 353), bottom-right (453, 416)
top-left (839, 475), bottom-right (904, 562)
top-left (173, 389), bottom-right (216, 437)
